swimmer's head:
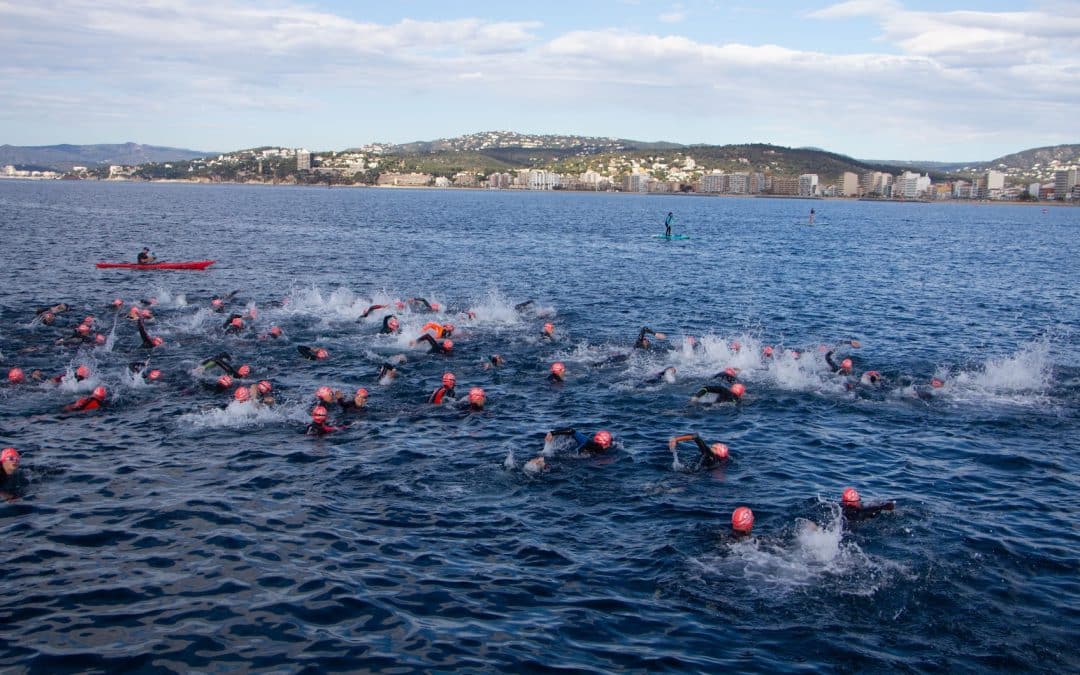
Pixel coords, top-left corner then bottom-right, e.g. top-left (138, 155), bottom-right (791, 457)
top-left (931, 378), bottom-right (944, 389)
top-left (1, 447), bottom-right (20, 471)
top-left (7, 367), bottom-right (25, 384)
top-left (442, 340), bottom-right (453, 352)
top-left (91, 386), bottom-right (107, 401)
top-left (42, 312), bottom-right (55, 325)
top-left (732, 506), bottom-right (754, 534)
top-left (112, 298), bottom-right (124, 308)
top-left (861, 370), bottom-right (881, 385)
top-left (236, 364), bottom-right (251, 378)
top-left (842, 487), bottom-right (861, 507)
top-left (354, 388), bottom-right (368, 404)
top-left (234, 386), bottom-right (251, 402)
top-left (763, 346), bottom-right (774, 358)
top-left (217, 375), bottom-right (233, 389)
top-left (724, 367), bottom-right (738, 378)
top-left (710, 443), bottom-right (729, 460)
top-left (151, 336), bottom-right (164, 347)
top-left (730, 341), bottom-right (741, 352)
top-left (442, 323), bottom-right (454, 335)
top-left (75, 365), bottom-right (90, 380)
top-left (140, 309), bottom-right (153, 320)
top-left (730, 383), bottom-right (746, 398)
top-left (430, 302), bottom-right (440, 311)
top-left (95, 334), bottom-right (106, 345)
top-left (148, 369), bottom-right (162, 381)
top-left (211, 298), bottom-right (224, 308)
top-left (229, 317), bottom-right (243, 329)
top-left (593, 430), bottom-right (613, 450)
top-left (395, 300), bottom-right (405, 310)
top-left (269, 326), bottom-right (282, 338)
top-left (441, 372), bottom-right (456, 388)
top-left (311, 405), bottom-right (328, 423)
top-left (128, 307), bottom-right (140, 320)
top-left (543, 322), bottom-right (554, 335)
top-left (840, 358), bottom-right (853, 373)
top-left (468, 387), bottom-right (486, 407)
top-left (257, 380), bottom-right (272, 395)
top-left (551, 362), bottom-right (565, 377)
top-left (314, 348), bottom-right (329, 360)
top-left (315, 386), bottom-right (334, 403)
top-left (388, 317), bottom-right (400, 331)
top-left (76, 323), bottom-right (91, 336)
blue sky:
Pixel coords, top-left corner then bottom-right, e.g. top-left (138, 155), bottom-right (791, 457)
top-left (1, 0), bottom-right (1077, 161)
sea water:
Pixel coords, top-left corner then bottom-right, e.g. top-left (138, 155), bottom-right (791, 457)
top-left (0, 180), bottom-right (1077, 671)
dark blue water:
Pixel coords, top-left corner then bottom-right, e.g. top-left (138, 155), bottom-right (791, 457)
top-left (1, 180), bottom-right (1077, 672)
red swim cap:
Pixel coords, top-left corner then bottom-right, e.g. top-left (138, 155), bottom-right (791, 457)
top-left (763, 346), bottom-right (774, 357)
top-left (430, 302), bottom-right (440, 311)
top-left (92, 386), bottom-right (107, 400)
top-left (315, 385), bottom-right (333, 401)
top-left (443, 323), bottom-right (454, 333)
top-left (544, 323), bottom-right (554, 334)
top-left (442, 340), bottom-right (453, 351)
top-left (724, 367), bottom-right (738, 378)
top-left (151, 336), bottom-right (164, 347)
top-left (931, 378), bottom-right (944, 389)
top-left (1, 447), bottom-right (20, 466)
top-left (77, 323), bottom-right (91, 335)
top-left (710, 442), bottom-right (730, 459)
top-left (315, 348), bottom-right (328, 360)
top-left (95, 334), bottom-right (106, 345)
top-left (230, 317), bottom-right (243, 328)
top-left (842, 487), bottom-right (861, 506)
top-left (730, 341), bottom-right (741, 352)
top-left (257, 380), bottom-right (272, 395)
top-left (270, 326), bottom-right (282, 337)
top-left (128, 307), bottom-right (140, 319)
top-left (593, 430), bottom-right (613, 449)
top-left (212, 298), bottom-right (224, 308)
top-left (841, 358), bottom-right (853, 371)
top-left (237, 364), bottom-right (251, 377)
top-left (551, 362), bottom-right (565, 376)
top-left (468, 387), bottom-right (485, 404)
top-left (247, 308), bottom-right (257, 319)
top-left (355, 387), bottom-right (368, 398)
top-left (42, 312), bottom-right (55, 323)
top-left (234, 386), bottom-right (251, 402)
top-left (8, 367), bottom-right (25, 384)
top-left (732, 506), bottom-right (754, 533)
top-left (148, 369), bottom-right (162, 381)
top-left (312, 405), bottom-right (328, 422)
top-left (112, 298), bottom-right (124, 307)
top-left (388, 318), bottom-right (400, 330)
top-left (442, 372), bottom-right (456, 387)
top-left (730, 383), bottom-right (746, 398)
top-left (140, 309), bottom-right (153, 319)
top-left (75, 365), bottom-right (91, 379)
top-left (84, 315), bottom-right (95, 325)
top-left (218, 375), bottom-right (233, 388)
top-left (395, 300), bottom-right (405, 309)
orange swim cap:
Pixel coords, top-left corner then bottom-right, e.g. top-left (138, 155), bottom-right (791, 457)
top-left (732, 506), bottom-right (754, 533)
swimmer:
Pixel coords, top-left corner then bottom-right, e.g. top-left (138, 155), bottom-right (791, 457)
top-left (223, 314), bottom-right (245, 334)
top-left (414, 334), bottom-right (453, 354)
top-left (713, 367), bottom-right (740, 384)
top-left (634, 326), bottom-right (667, 350)
top-left (548, 362), bottom-right (566, 383)
top-left (691, 382), bottom-right (746, 404)
top-left (244, 380), bottom-right (274, 405)
top-left (35, 302), bottom-right (69, 317)
top-left (377, 362), bottom-right (398, 384)
top-left (669, 433), bottom-right (729, 471)
top-left (466, 387), bottom-right (486, 411)
top-left (57, 322), bottom-right (95, 347)
top-left (7, 368), bottom-right (25, 385)
top-left (544, 427), bottom-right (614, 455)
top-left (1, 447), bottom-right (21, 481)
top-left (215, 375), bottom-right (235, 392)
top-left (407, 297), bottom-right (440, 313)
top-left (297, 345), bottom-right (329, 360)
top-left (260, 325), bottom-right (283, 340)
top-left (523, 456), bottom-right (547, 474)
top-left (912, 377), bottom-right (945, 401)
top-left (65, 385), bottom-right (107, 412)
top-left (136, 319), bottom-right (164, 349)
top-left (305, 405), bottom-right (345, 435)
top-left (859, 370), bottom-right (884, 386)
top-left (51, 364), bottom-right (91, 384)
top-left (419, 321), bottom-right (454, 339)
top-left (643, 366), bottom-right (677, 385)
top-left (380, 315), bottom-right (401, 334)
top-left (483, 354), bottom-right (506, 370)
top-left (137, 247), bottom-right (156, 264)
top-left (731, 506), bottom-right (754, 537)
top-left (514, 299), bottom-right (535, 312)
top-left (824, 350), bottom-right (853, 375)
top-left (314, 385), bottom-right (339, 406)
top-left (762, 346), bottom-right (774, 359)
top-left (541, 323), bottom-right (555, 340)
top-left (429, 372), bottom-right (457, 404)
top-left (339, 387), bottom-right (367, 411)
top-left (841, 487), bottom-right (895, 522)
top-left (198, 352), bottom-right (238, 377)
top-left (359, 303), bottom-right (388, 318)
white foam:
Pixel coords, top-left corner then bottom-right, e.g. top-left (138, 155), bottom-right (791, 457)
top-left (177, 400), bottom-right (298, 430)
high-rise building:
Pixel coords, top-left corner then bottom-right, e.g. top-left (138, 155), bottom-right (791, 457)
top-left (296, 149), bottom-right (311, 171)
top-left (1054, 168), bottom-right (1078, 200)
top-left (700, 172), bottom-right (726, 193)
top-left (798, 174), bottom-right (818, 197)
top-left (840, 172), bottom-right (859, 197)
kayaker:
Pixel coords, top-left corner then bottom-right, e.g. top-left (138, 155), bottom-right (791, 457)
top-left (137, 247), bottom-right (156, 264)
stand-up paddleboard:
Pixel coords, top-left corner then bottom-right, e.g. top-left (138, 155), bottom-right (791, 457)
top-left (655, 234), bottom-right (690, 240)
top-left (96, 260), bottom-right (216, 270)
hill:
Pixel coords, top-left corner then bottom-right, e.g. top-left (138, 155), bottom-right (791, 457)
top-left (0, 142), bottom-right (212, 171)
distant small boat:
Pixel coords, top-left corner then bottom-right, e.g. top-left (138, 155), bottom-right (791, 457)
top-left (95, 260), bottom-right (216, 270)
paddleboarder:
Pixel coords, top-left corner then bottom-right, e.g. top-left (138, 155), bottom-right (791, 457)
top-left (664, 211), bottom-right (674, 237)
top-left (137, 247), bottom-right (156, 264)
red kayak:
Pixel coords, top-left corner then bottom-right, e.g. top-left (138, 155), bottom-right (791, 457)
top-left (96, 260), bottom-right (216, 270)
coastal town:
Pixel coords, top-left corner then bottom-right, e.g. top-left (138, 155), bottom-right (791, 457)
top-left (3, 131), bottom-right (1079, 202)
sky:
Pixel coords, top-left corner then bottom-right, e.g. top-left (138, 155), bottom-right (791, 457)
top-left (1, 0), bottom-right (1078, 161)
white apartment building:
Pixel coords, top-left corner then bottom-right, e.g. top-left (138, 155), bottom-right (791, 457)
top-left (798, 174), bottom-right (819, 197)
top-left (700, 172), bottom-right (726, 193)
top-left (728, 172), bottom-right (750, 194)
top-left (840, 172), bottom-right (859, 197)
top-left (296, 149), bottom-right (311, 171)
top-left (1054, 168), bottom-right (1077, 200)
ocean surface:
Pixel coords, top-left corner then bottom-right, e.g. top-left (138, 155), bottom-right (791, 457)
top-left (0, 180), bottom-right (1077, 673)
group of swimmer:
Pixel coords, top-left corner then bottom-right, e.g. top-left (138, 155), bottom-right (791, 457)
top-left (3, 278), bottom-right (924, 537)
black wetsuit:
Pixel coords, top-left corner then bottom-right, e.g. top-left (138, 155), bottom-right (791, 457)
top-left (416, 333), bottom-right (451, 354)
top-left (305, 422), bottom-right (340, 436)
top-left (136, 319), bottom-right (159, 349)
top-left (677, 435), bottom-right (725, 471)
top-left (137, 251), bottom-right (154, 264)
top-left (843, 501), bottom-right (895, 522)
top-left (514, 299), bottom-right (535, 312)
top-left (408, 297), bottom-right (437, 313)
top-left (429, 385), bottom-right (457, 404)
top-left (549, 427), bottom-right (607, 454)
top-left (693, 384), bottom-right (742, 403)
top-left (713, 370), bottom-right (739, 384)
top-left (200, 353), bottom-right (238, 376)
top-left (361, 304), bottom-right (388, 318)
top-left (547, 372), bottom-right (564, 384)
top-left (644, 367), bottom-right (677, 384)
top-left (377, 363), bottom-right (398, 381)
